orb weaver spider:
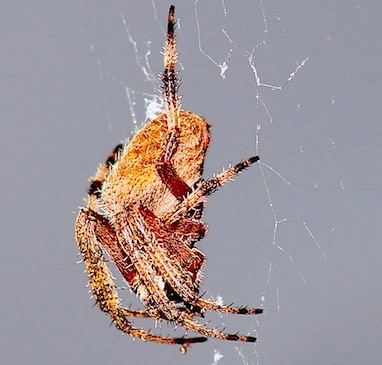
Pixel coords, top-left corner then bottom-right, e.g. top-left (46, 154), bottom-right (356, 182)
top-left (75, 5), bottom-right (261, 353)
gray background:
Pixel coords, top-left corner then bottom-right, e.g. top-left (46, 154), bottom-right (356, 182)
top-left (1, 1), bottom-right (381, 364)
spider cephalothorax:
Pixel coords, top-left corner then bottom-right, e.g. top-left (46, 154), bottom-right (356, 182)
top-left (75, 5), bottom-right (261, 353)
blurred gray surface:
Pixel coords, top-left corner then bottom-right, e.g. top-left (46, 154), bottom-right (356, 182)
top-left (1, 1), bottom-right (381, 364)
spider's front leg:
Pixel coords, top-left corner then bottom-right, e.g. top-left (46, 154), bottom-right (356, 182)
top-left (75, 208), bottom-right (207, 346)
top-left (166, 156), bottom-right (260, 216)
top-left (157, 5), bottom-right (194, 201)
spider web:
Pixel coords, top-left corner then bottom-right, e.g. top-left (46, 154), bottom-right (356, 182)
top-left (81, 1), bottom-right (381, 364)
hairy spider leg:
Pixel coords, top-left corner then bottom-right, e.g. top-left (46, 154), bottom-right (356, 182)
top-left (111, 198), bottom-right (262, 319)
top-left (162, 5), bottom-right (180, 125)
top-left (156, 151), bottom-right (193, 200)
top-left (76, 206), bottom-right (259, 345)
top-left (195, 298), bottom-right (263, 315)
top-left (161, 5), bottom-right (181, 162)
top-left (75, 208), bottom-right (206, 346)
top-left (179, 316), bottom-right (257, 343)
top-left (138, 205), bottom-right (206, 284)
top-left (88, 143), bottom-right (124, 200)
top-left (165, 156), bottom-right (260, 218)
top-left (159, 155), bottom-right (264, 315)
top-left (113, 210), bottom-right (189, 321)
top-left (135, 205), bottom-right (264, 316)
top-left (83, 201), bottom-right (194, 321)
top-left (199, 156), bottom-right (260, 199)
top-left (116, 206), bottom-right (201, 308)
top-left (84, 205), bottom-right (259, 344)
top-left (157, 6), bottom-right (195, 202)
top-left (105, 203), bottom-right (264, 318)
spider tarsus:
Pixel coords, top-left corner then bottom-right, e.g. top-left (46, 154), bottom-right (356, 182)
top-left (168, 5), bottom-right (175, 34)
top-left (237, 306), bottom-right (263, 315)
top-left (225, 334), bottom-right (240, 341)
top-left (106, 143), bottom-right (124, 167)
top-left (179, 337), bottom-right (207, 354)
top-left (238, 156), bottom-right (260, 171)
top-left (248, 155), bottom-right (260, 165)
top-left (87, 143), bottom-right (124, 198)
top-left (88, 180), bottom-right (102, 198)
top-left (179, 336), bottom-right (207, 344)
top-left (225, 333), bottom-right (257, 343)
top-left (238, 307), bottom-right (249, 314)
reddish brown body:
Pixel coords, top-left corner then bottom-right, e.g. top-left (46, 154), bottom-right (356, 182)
top-left (75, 5), bottom-right (261, 352)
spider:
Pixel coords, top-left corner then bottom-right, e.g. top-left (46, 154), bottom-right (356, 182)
top-left (75, 5), bottom-right (262, 353)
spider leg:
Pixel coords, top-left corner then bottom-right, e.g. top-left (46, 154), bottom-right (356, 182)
top-left (105, 211), bottom-right (180, 320)
top-left (196, 156), bottom-right (260, 200)
top-left (128, 220), bottom-right (261, 317)
top-left (161, 5), bottom-right (180, 133)
top-left (121, 308), bottom-right (151, 318)
top-left (136, 206), bottom-right (206, 300)
top-left (152, 157), bottom-right (264, 310)
top-left (195, 298), bottom-right (263, 315)
top-left (165, 156), bottom-right (260, 220)
top-left (159, 4), bottom-right (181, 176)
top-left (158, 8), bottom-right (211, 203)
top-left (157, 150), bottom-right (192, 200)
top-left (88, 143), bottom-right (123, 200)
top-left (82, 207), bottom-right (197, 321)
top-left (157, 6), bottom-right (198, 202)
top-left (129, 206), bottom-right (259, 317)
top-left (134, 208), bottom-right (261, 320)
top-left (179, 316), bottom-right (257, 343)
top-left (122, 207), bottom-right (200, 305)
top-left (75, 208), bottom-right (206, 346)
top-left (140, 205), bottom-right (206, 247)
top-left (85, 208), bottom-right (139, 288)
top-left (95, 203), bottom-right (204, 318)
top-left (117, 218), bottom-right (261, 317)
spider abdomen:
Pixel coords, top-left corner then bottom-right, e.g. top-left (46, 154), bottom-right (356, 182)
top-left (102, 111), bottom-right (210, 218)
